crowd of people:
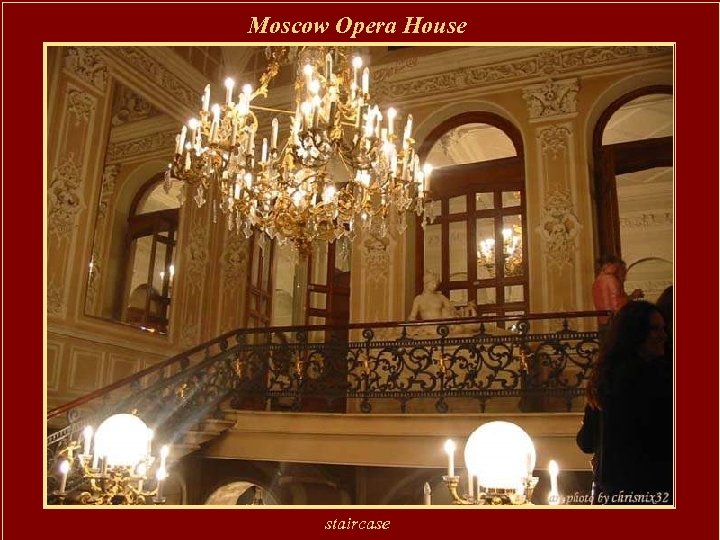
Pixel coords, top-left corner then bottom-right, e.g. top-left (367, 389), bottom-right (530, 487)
top-left (578, 255), bottom-right (673, 505)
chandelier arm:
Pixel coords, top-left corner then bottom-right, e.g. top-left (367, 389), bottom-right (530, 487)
top-left (249, 105), bottom-right (295, 116)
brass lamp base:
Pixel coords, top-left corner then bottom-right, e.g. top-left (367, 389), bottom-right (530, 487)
top-left (443, 475), bottom-right (539, 505)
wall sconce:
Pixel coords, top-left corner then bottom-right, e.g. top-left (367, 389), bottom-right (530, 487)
top-left (442, 421), bottom-right (539, 505)
top-left (51, 413), bottom-right (169, 505)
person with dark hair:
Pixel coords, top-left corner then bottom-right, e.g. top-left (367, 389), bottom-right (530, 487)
top-left (591, 255), bottom-right (644, 340)
top-left (656, 286), bottom-right (673, 364)
top-left (578, 300), bottom-right (672, 504)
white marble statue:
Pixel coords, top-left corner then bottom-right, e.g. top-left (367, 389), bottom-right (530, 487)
top-left (408, 272), bottom-right (455, 321)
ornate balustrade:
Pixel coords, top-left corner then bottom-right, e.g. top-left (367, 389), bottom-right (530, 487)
top-left (46, 311), bottom-right (603, 497)
top-left (232, 311), bottom-right (600, 414)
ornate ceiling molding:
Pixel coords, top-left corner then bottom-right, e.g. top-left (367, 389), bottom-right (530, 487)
top-left (374, 46), bottom-right (670, 102)
top-left (100, 47), bottom-right (200, 120)
top-left (106, 130), bottom-right (176, 163)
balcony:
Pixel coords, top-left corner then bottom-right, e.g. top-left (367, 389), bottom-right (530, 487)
top-left (46, 310), bottom-right (602, 504)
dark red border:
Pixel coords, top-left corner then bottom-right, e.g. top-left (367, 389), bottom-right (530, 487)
top-left (6, 1), bottom-right (717, 538)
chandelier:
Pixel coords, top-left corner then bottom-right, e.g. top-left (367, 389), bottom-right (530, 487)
top-left (477, 224), bottom-right (523, 277)
top-left (167, 46), bottom-right (433, 254)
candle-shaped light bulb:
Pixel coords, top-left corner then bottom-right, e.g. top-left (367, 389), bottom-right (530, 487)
top-left (202, 84), bottom-right (210, 112)
top-left (58, 460), bottom-right (70, 493)
top-left (82, 425), bottom-right (93, 456)
top-left (352, 56), bottom-right (362, 87)
top-left (423, 482), bottom-right (432, 505)
top-left (361, 67), bottom-right (370, 95)
top-left (444, 439), bottom-right (456, 477)
top-left (404, 114), bottom-right (413, 142)
top-left (224, 78), bottom-right (235, 104)
top-left (177, 126), bottom-right (187, 155)
top-left (271, 118), bottom-right (279, 149)
top-left (325, 52), bottom-right (333, 77)
top-left (242, 84), bottom-right (253, 99)
top-left (548, 460), bottom-right (560, 505)
top-left (261, 138), bottom-right (268, 164)
top-left (188, 118), bottom-right (199, 148)
top-left (159, 445), bottom-right (169, 471)
top-left (146, 428), bottom-right (154, 457)
top-left (155, 466), bottom-right (167, 502)
top-left (237, 94), bottom-right (248, 116)
top-left (248, 130), bottom-right (255, 156)
top-left (387, 107), bottom-right (396, 136)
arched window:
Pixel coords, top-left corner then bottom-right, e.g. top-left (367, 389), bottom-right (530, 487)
top-left (593, 87), bottom-right (673, 299)
top-left (122, 175), bottom-right (181, 333)
top-left (417, 112), bottom-right (527, 320)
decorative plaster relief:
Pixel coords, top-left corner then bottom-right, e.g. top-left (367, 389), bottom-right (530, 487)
top-left (537, 189), bottom-right (582, 270)
top-left (374, 46), bottom-right (668, 101)
top-left (362, 234), bottom-right (390, 284)
top-left (221, 231), bottom-right (248, 293)
top-left (619, 212), bottom-right (673, 229)
top-left (63, 47), bottom-right (108, 91)
top-left (106, 130), bottom-right (177, 163)
top-left (111, 47), bottom-right (197, 109)
top-left (48, 154), bottom-right (84, 239)
top-left (372, 57), bottom-right (419, 83)
top-left (522, 78), bottom-right (579, 120)
top-left (535, 49), bottom-right (563, 76)
top-left (67, 89), bottom-right (97, 125)
top-left (180, 321), bottom-right (201, 348)
top-left (47, 282), bottom-right (64, 315)
top-left (537, 125), bottom-right (572, 159)
top-left (184, 218), bottom-right (209, 293)
top-left (97, 164), bottom-right (119, 221)
top-left (111, 84), bottom-right (161, 126)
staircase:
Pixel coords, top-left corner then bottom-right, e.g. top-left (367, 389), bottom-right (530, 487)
top-left (47, 311), bottom-right (602, 503)
top-left (170, 417), bottom-right (236, 462)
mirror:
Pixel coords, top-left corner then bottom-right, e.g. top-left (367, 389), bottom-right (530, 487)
top-left (84, 79), bottom-right (180, 334)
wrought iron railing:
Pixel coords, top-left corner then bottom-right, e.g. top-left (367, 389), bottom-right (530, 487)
top-left (46, 311), bottom-right (603, 491)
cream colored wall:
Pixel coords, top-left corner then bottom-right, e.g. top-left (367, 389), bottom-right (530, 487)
top-left (346, 46), bottom-right (672, 325)
top-left (47, 45), bottom-right (673, 413)
top-left (46, 47), bottom-right (250, 413)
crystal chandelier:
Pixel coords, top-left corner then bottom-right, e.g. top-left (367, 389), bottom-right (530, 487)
top-left (477, 224), bottom-right (523, 277)
top-left (167, 46), bottom-right (433, 253)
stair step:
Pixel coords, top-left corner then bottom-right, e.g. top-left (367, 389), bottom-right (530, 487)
top-left (200, 418), bottom-right (235, 433)
top-left (182, 430), bottom-right (219, 446)
top-left (168, 442), bottom-right (201, 461)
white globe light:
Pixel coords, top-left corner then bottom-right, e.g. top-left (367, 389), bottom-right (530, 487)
top-left (463, 421), bottom-right (536, 490)
top-left (93, 414), bottom-right (150, 468)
